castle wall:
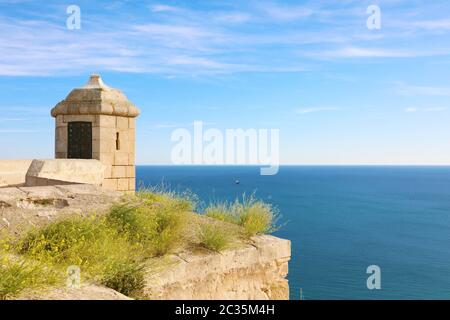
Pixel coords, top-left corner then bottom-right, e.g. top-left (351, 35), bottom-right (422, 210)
top-left (94, 115), bottom-right (136, 192)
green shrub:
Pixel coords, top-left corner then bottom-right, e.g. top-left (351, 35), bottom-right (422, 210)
top-left (197, 223), bottom-right (231, 252)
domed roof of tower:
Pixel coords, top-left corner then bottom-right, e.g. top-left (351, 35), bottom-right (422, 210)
top-left (51, 74), bottom-right (140, 118)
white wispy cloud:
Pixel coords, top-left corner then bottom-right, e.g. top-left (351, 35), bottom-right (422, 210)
top-left (153, 123), bottom-right (181, 128)
top-left (167, 56), bottom-right (232, 69)
top-left (405, 107), bottom-right (447, 112)
top-left (412, 19), bottom-right (450, 30)
top-left (296, 107), bottom-right (340, 114)
top-left (0, 16), bottom-right (230, 75)
top-left (0, 1), bottom-right (449, 76)
top-left (0, 106), bottom-right (51, 115)
top-left (132, 23), bottom-right (212, 40)
top-left (262, 4), bottom-right (313, 21)
top-left (313, 46), bottom-right (450, 59)
top-left (396, 83), bottom-right (450, 96)
top-left (152, 121), bottom-right (216, 129)
top-left (324, 47), bottom-right (414, 58)
top-left (0, 118), bottom-right (26, 122)
top-left (151, 4), bottom-right (181, 13)
top-left (397, 19), bottom-right (450, 32)
top-left (213, 12), bottom-right (251, 24)
top-left (0, 129), bottom-right (46, 133)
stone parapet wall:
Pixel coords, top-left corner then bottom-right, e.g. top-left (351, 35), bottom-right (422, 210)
top-left (25, 159), bottom-right (105, 187)
top-left (0, 160), bottom-right (33, 187)
top-left (0, 159), bottom-right (107, 189)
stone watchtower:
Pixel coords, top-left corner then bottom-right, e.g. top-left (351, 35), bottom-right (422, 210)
top-left (51, 75), bottom-right (140, 192)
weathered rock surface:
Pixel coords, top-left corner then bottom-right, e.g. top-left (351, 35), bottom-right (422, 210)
top-left (18, 284), bottom-right (131, 300)
top-left (0, 184), bottom-right (122, 235)
top-left (144, 235), bottom-right (291, 300)
top-left (0, 184), bottom-right (292, 300)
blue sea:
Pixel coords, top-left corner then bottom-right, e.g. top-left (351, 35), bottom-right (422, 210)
top-left (136, 166), bottom-right (450, 300)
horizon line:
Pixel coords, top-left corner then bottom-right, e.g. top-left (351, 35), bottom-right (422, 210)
top-left (135, 163), bottom-right (450, 166)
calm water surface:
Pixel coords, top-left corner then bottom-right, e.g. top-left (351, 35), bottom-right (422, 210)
top-left (136, 166), bottom-right (450, 300)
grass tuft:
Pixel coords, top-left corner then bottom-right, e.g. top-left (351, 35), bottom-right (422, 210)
top-left (136, 185), bottom-right (197, 212)
top-left (205, 194), bottom-right (279, 237)
top-left (101, 259), bottom-right (145, 297)
top-left (0, 253), bottom-right (60, 300)
top-left (148, 206), bottom-right (186, 256)
top-left (204, 203), bottom-right (239, 224)
top-left (197, 223), bottom-right (231, 252)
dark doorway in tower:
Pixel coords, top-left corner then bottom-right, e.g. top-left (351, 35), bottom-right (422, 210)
top-left (67, 122), bottom-right (92, 159)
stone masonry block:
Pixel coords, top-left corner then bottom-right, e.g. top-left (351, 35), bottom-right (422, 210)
top-left (126, 166), bottom-right (135, 178)
top-left (103, 165), bottom-right (112, 179)
top-left (55, 127), bottom-right (67, 153)
top-left (128, 152), bottom-right (135, 164)
top-left (116, 117), bottom-right (129, 129)
top-left (92, 127), bottom-right (101, 140)
top-left (117, 178), bottom-right (129, 191)
top-left (94, 152), bottom-right (114, 165)
top-left (126, 140), bottom-right (135, 153)
top-left (117, 129), bottom-right (129, 142)
top-left (112, 165), bottom-right (127, 178)
top-left (55, 140), bottom-right (67, 154)
top-left (63, 115), bottom-right (96, 123)
top-left (92, 139), bottom-right (116, 153)
top-left (95, 115), bottom-right (116, 128)
top-left (129, 178), bottom-right (136, 191)
top-left (129, 118), bottom-right (135, 129)
top-left (56, 115), bottom-right (64, 125)
top-left (115, 152), bottom-right (129, 165)
top-left (102, 178), bottom-right (118, 191)
top-left (99, 127), bottom-right (117, 141)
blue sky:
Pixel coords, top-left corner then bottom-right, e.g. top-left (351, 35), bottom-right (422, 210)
top-left (0, 0), bottom-right (449, 164)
